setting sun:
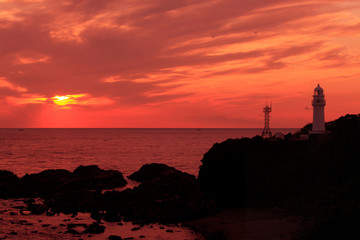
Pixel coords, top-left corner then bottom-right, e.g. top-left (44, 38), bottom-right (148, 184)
top-left (52, 95), bottom-right (71, 106)
top-left (52, 95), bottom-right (84, 106)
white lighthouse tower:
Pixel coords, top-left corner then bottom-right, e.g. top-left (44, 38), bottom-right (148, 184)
top-left (312, 84), bottom-right (326, 133)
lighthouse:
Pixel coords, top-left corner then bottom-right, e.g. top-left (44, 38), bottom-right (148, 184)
top-left (312, 84), bottom-right (326, 133)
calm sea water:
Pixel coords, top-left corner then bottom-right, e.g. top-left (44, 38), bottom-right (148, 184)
top-left (0, 128), bottom-right (297, 177)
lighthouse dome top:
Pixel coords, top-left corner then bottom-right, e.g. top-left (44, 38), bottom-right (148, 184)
top-left (314, 84), bottom-right (324, 95)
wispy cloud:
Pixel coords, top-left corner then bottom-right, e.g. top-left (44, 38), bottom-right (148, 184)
top-left (0, 0), bottom-right (360, 127)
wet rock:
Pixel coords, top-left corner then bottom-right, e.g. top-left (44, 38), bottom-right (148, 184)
top-left (128, 163), bottom-right (176, 182)
top-left (203, 231), bottom-right (227, 240)
top-left (103, 210), bottom-right (121, 222)
top-left (71, 165), bottom-right (127, 190)
top-left (0, 170), bottom-right (28, 198)
top-left (108, 236), bottom-right (123, 240)
top-left (12, 205), bottom-right (24, 210)
top-left (67, 228), bottom-right (80, 235)
top-left (45, 189), bottom-right (102, 214)
top-left (24, 198), bottom-right (35, 204)
top-left (17, 165), bottom-right (127, 200)
top-left (66, 223), bottom-right (87, 234)
top-left (84, 222), bottom-right (105, 234)
top-left (90, 211), bottom-right (102, 221)
top-left (21, 169), bottom-right (73, 195)
top-left (26, 202), bottom-right (48, 215)
top-left (102, 163), bottom-right (206, 223)
top-left (46, 210), bottom-right (55, 216)
top-left (17, 220), bottom-right (28, 225)
top-left (20, 210), bottom-right (31, 215)
top-left (131, 163), bottom-right (198, 195)
top-left (67, 223), bottom-right (87, 229)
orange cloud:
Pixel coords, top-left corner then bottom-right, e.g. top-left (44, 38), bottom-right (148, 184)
top-left (6, 94), bottom-right (47, 105)
top-left (0, 77), bottom-right (27, 92)
top-left (1, 0), bottom-right (360, 127)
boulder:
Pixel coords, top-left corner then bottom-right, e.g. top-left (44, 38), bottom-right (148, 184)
top-left (84, 222), bottom-right (105, 234)
top-left (0, 170), bottom-right (28, 198)
top-left (108, 236), bottom-right (123, 240)
top-left (21, 169), bottom-right (73, 194)
top-left (130, 163), bottom-right (197, 195)
top-left (128, 163), bottom-right (176, 182)
top-left (69, 165), bottom-right (127, 190)
top-left (20, 166), bottom-right (127, 196)
top-left (102, 164), bottom-right (208, 223)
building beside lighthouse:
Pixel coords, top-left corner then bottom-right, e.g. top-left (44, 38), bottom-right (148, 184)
top-left (312, 84), bottom-right (326, 133)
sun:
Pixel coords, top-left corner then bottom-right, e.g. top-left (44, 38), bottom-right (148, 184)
top-left (51, 94), bottom-right (88, 107)
top-left (52, 95), bottom-right (75, 106)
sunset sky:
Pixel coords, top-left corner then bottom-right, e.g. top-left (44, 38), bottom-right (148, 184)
top-left (0, 0), bottom-right (360, 128)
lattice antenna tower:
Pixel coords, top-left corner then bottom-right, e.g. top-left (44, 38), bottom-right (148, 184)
top-left (261, 98), bottom-right (272, 138)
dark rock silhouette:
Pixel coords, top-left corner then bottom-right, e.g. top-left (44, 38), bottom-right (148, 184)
top-left (129, 163), bottom-right (198, 195)
top-left (19, 166), bottom-right (127, 197)
top-left (108, 236), bottom-right (123, 240)
top-left (198, 113), bottom-right (360, 239)
top-left (21, 169), bottom-right (73, 195)
top-left (66, 165), bottom-right (127, 190)
top-left (128, 163), bottom-right (178, 181)
top-left (84, 222), bottom-right (105, 234)
top-left (10, 163), bottom-right (210, 223)
top-left (198, 137), bottom-right (310, 208)
top-left (0, 170), bottom-right (28, 198)
top-left (102, 163), bottom-right (209, 223)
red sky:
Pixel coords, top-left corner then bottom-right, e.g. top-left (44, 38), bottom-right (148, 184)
top-left (0, 0), bottom-right (359, 128)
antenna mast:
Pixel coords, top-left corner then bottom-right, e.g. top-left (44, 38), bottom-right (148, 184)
top-left (261, 101), bottom-right (272, 138)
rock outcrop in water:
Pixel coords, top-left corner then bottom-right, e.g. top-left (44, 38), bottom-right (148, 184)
top-left (22, 165), bottom-right (127, 195)
top-left (0, 170), bottom-right (28, 198)
top-left (102, 163), bottom-right (209, 223)
top-left (0, 163), bottom-right (211, 223)
top-left (21, 169), bottom-right (73, 195)
top-left (0, 165), bottom-right (127, 199)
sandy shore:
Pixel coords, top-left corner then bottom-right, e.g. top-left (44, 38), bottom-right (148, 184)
top-left (185, 208), bottom-right (303, 240)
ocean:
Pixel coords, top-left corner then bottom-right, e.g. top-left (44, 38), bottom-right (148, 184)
top-left (0, 128), bottom-right (298, 177)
